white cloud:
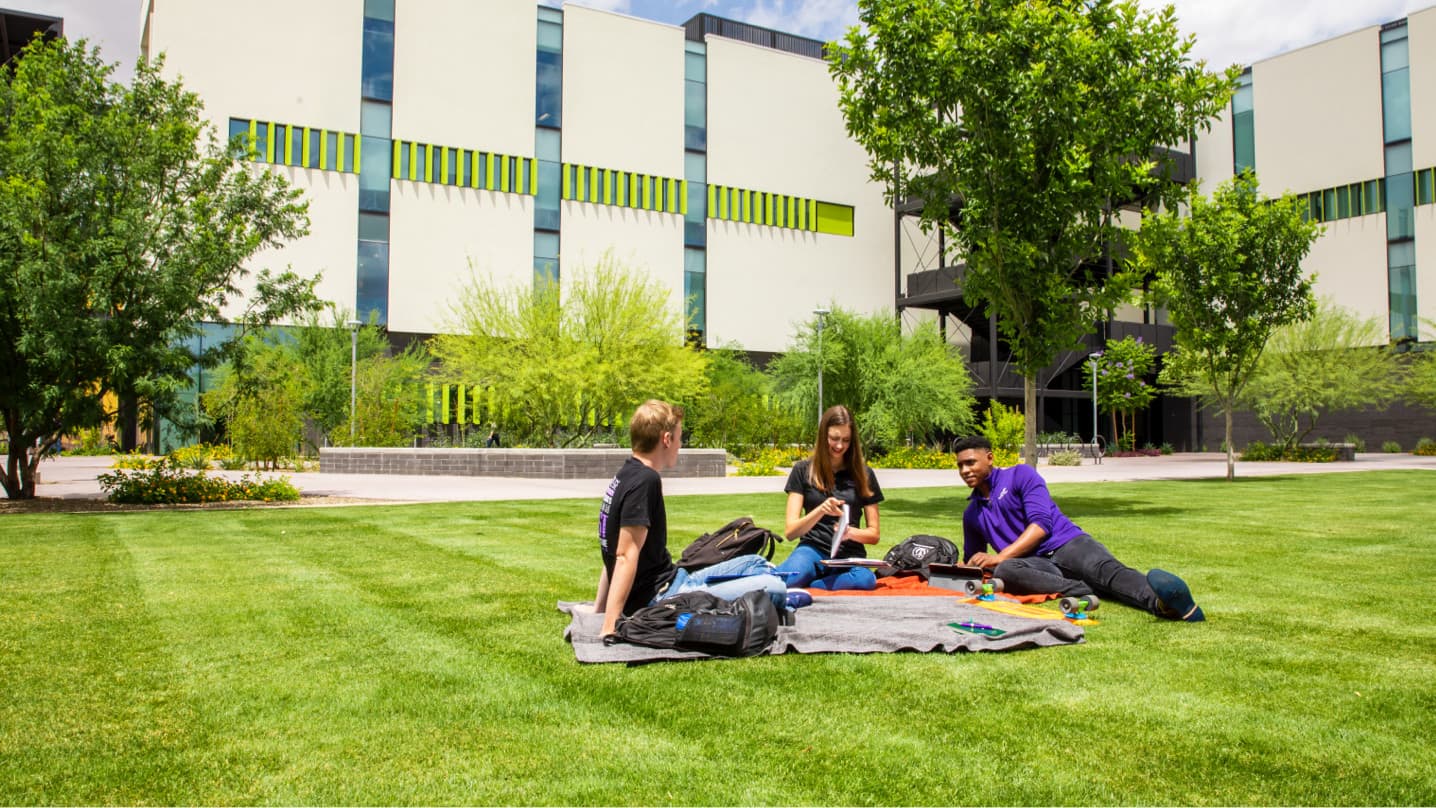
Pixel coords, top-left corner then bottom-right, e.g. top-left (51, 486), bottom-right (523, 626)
top-left (1142, 0), bottom-right (1433, 68)
top-left (724, 0), bottom-right (860, 42)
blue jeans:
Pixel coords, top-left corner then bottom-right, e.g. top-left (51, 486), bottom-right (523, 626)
top-left (657, 554), bottom-right (788, 612)
top-left (775, 543), bottom-right (877, 591)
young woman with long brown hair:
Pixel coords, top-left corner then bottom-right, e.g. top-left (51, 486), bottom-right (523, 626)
top-left (774, 405), bottom-right (884, 590)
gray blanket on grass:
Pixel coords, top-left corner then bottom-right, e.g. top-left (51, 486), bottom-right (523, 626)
top-left (558, 595), bottom-right (1084, 664)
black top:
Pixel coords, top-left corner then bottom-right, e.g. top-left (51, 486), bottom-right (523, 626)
top-left (598, 456), bottom-right (676, 615)
top-left (784, 459), bottom-right (884, 559)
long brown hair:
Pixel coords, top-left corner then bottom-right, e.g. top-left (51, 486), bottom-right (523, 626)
top-left (807, 405), bottom-right (872, 498)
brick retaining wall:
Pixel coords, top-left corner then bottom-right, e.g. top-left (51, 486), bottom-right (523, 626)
top-left (319, 447), bottom-right (726, 479)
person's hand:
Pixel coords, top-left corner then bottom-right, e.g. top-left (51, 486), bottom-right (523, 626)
top-left (968, 551), bottom-right (1001, 569)
top-left (820, 496), bottom-right (845, 517)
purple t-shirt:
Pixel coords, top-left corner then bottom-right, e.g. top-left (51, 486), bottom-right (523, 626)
top-left (962, 464), bottom-right (1085, 561)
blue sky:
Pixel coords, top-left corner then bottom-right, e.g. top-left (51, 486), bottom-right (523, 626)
top-left (21, 0), bottom-right (1436, 79)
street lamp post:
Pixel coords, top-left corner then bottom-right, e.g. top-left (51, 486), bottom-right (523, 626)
top-left (813, 308), bottom-right (830, 425)
top-left (347, 319), bottom-right (361, 442)
top-left (1088, 352), bottom-right (1102, 464)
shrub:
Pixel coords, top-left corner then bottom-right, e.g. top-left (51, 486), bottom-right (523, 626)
top-left (169, 443), bottom-right (214, 470)
top-left (1382, 440), bottom-right (1403, 453)
top-left (98, 459), bottom-right (301, 504)
top-left (1047, 450), bottom-right (1082, 466)
top-left (1159, 442), bottom-right (1174, 455)
top-left (980, 401), bottom-right (1023, 464)
top-left (66, 427), bottom-right (116, 456)
top-left (870, 445), bottom-right (957, 470)
top-left (1344, 433), bottom-right (1366, 453)
top-left (1240, 441), bottom-right (1336, 462)
top-left (1414, 438), bottom-right (1436, 457)
top-left (111, 451), bottom-right (157, 470)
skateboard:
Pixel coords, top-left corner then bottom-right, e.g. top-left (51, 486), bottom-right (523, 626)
top-left (962, 592), bottom-right (1100, 625)
top-left (1059, 594), bottom-right (1101, 620)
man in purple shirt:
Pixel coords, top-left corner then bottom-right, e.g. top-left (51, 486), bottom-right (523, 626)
top-left (955, 436), bottom-right (1204, 622)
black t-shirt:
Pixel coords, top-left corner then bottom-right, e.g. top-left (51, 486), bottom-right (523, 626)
top-left (598, 456), bottom-right (676, 615)
top-left (784, 458), bottom-right (884, 559)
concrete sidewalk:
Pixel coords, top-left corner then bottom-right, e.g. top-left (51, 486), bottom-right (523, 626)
top-left (24, 451), bottom-right (1436, 504)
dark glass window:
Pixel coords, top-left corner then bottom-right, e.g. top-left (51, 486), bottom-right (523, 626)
top-left (228, 119), bottom-right (248, 155)
top-left (361, 17), bottom-right (395, 101)
top-left (358, 212), bottom-right (388, 242)
top-left (536, 49), bottom-right (562, 127)
top-left (359, 135), bottom-right (391, 212)
top-left (685, 80), bottom-right (706, 151)
top-left (1382, 69), bottom-right (1411, 142)
top-left (536, 160), bottom-right (560, 230)
top-left (356, 240), bottom-right (390, 325)
top-left (1388, 242), bottom-right (1416, 341)
top-left (254, 123), bottom-right (269, 163)
top-left (325, 132), bottom-right (339, 170)
top-left (1386, 172), bottom-right (1414, 239)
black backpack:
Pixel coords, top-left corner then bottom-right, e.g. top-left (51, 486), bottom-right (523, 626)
top-left (615, 590), bottom-right (779, 657)
top-left (676, 516), bottom-right (780, 572)
top-left (875, 534), bottom-right (959, 579)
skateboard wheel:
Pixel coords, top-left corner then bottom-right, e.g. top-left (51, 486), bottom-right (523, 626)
top-left (962, 579), bottom-right (982, 595)
top-left (1085, 593), bottom-right (1100, 611)
top-left (989, 578), bottom-right (1004, 593)
top-left (1059, 596), bottom-right (1080, 613)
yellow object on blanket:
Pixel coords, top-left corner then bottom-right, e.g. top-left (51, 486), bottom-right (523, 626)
top-left (962, 595), bottom-right (1099, 626)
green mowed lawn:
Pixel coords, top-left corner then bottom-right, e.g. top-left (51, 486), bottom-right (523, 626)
top-left (2, 471), bottom-right (1433, 805)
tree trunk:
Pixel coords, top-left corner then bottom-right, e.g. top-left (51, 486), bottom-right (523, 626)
top-left (2, 440), bottom-right (39, 500)
top-left (1024, 376), bottom-right (1038, 467)
top-left (1225, 407), bottom-right (1235, 482)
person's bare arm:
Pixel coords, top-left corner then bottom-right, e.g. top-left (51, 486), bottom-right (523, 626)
top-left (599, 525), bottom-right (647, 637)
top-left (593, 565), bottom-right (610, 612)
top-left (785, 491), bottom-right (842, 539)
top-left (844, 502), bottom-right (881, 545)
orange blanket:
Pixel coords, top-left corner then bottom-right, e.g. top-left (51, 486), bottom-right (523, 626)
top-left (806, 574), bottom-right (1056, 604)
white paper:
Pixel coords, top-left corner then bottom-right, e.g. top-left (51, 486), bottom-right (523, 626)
top-left (829, 503), bottom-right (850, 558)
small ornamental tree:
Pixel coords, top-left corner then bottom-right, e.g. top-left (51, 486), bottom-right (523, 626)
top-left (767, 307), bottom-right (977, 451)
top-left (1138, 171), bottom-right (1321, 480)
top-left (1088, 336), bottom-right (1158, 451)
top-left (1242, 299), bottom-right (1402, 449)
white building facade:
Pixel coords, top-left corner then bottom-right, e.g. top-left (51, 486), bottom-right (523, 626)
top-left (139, 0), bottom-right (894, 356)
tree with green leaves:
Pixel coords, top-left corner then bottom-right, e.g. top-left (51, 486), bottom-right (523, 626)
top-left (287, 309), bottom-right (409, 447)
top-left (1240, 299), bottom-right (1402, 449)
top-left (0, 37), bottom-right (315, 498)
top-left (767, 307), bottom-right (976, 451)
top-left (682, 347), bottom-right (805, 454)
top-left (1406, 320), bottom-right (1436, 413)
top-left (1089, 335), bottom-right (1158, 451)
top-left (830, 0), bottom-right (1235, 466)
top-left (431, 254), bottom-right (708, 447)
top-left (1138, 172), bottom-right (1321, 480)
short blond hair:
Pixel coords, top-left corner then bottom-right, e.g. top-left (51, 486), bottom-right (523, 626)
top-left (630, 399), bottom-right (684, 453)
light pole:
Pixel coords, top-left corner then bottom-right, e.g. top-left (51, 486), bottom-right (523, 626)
top-left (347, 319), bottom-right (361, 442)
top-left (813, 308), bottom-right (830, 425)
top-left (1088, 352), bottom-right (1102, 463)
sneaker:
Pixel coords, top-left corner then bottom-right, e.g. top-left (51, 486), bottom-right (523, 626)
top-left (1147, 569), bottom-right (1205, 622)
top-left (785, 589), bottom-right (813, 610)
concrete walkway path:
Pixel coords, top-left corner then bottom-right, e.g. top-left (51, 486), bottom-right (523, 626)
top-left (23, 451), bottom-right (1436, 505)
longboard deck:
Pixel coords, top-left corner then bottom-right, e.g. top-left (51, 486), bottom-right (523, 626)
top-left (962, 595), bottom-right (1099, 626)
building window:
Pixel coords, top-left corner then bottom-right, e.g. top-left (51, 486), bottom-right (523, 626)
top-left (1388, 241), bottom-right (1416, 341)
top-left (356, 240), bottom-right (389, 325)
top-left (361, 16), bottom-right (394, 101)
top-left (1232, 70), bottom-right (1254, 175)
